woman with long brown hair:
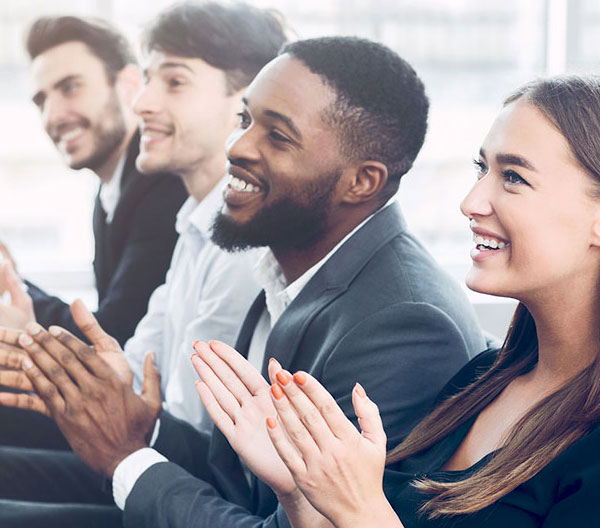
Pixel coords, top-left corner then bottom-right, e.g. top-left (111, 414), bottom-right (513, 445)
top-left (260, 74), bottom-right (600, 526)
top-left (192, 74), bottom-right (600, 527)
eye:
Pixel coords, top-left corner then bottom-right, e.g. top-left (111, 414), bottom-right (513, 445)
top-left (236, 111), bottom-right (251, 129)
top-left (502, 169), bottom-right (529, 186)
top-left (269, 129), bottom-right (290, 143)
top-left (62, 81), bottom-right (79, 96)
top-left (472, 158), bottom-right (488, 180)
top-left (167, 77), bottom-right (185, 89)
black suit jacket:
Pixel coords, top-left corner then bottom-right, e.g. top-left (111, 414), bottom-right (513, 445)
top-left (27, 134), bottom-right (188, 346)
top-left (124, 203), bottom-right (486, 527)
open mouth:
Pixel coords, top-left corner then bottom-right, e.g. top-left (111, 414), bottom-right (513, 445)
top-left (228, 174), bottom-right (261, 194)
top-left (223, 164), bottom-right (266, 208)
top-left (473, 234), bottom-right (510, 251)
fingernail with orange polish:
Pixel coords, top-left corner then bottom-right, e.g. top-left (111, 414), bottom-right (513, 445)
top-left (293, 371), bottom-right (307, 385)
top-left (271, 383), bottom-right (284, 400)
top-left (276, 370), bottom-right (291, 386)
top-left (354, 382), bottom-right (366, 398)
top-left (266, 416), bottom-right (277, 429)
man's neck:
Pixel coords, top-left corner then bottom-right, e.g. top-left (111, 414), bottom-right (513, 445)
top-left (95, 127), bottom-right (137, 184)
top-left (273, 206), bottom-right (380, 284)
top-left (180, 154), bottom-right (227, 203)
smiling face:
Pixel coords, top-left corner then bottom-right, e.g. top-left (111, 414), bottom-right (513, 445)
top-left (460, 100), bottom-right (600, 303)
top-left (211, 55), bottom-right (348, 252)
top-left (30, 41), bottom-right (128, 174)
top-left (133, 50), bottom-right (241, 186)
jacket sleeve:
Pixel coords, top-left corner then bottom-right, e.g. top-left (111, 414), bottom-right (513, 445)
top-left (28, 175), bottom-right (186, 347)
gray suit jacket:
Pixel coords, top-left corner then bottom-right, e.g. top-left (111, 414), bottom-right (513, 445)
top-left (124, 203), bottom-right (485, 528)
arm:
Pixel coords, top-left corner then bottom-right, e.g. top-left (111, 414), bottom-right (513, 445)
top-left (29, 175), bottom-right (185, 346)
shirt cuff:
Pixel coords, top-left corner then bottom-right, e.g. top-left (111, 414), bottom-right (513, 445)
top-left (112, 447), bottom-right (167, 510)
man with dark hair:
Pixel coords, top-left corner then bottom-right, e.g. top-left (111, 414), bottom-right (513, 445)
top-left (0, 36), bottom-right (484, 528)
top-left (0, 16), bottom-right (187, 349)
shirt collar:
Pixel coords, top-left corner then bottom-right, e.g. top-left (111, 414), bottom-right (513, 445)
top-left (175, 176), bottom-right (227, 239)
top-left (254, 203), bottom-right (390, 325)
top-left (98, 153), bottom-right (126, 223)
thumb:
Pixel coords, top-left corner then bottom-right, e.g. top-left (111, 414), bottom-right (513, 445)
top-left (141, 351), bottom-right (161, 408)
top-left (70, 299), bottom-right (116, 350)
top-left (352, 383), bottom-right (386, 448)
top-left (3, 262), bottom-right (31, 310)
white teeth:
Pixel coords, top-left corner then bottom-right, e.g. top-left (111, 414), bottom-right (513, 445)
top-left (60, 128), bottom-right (83, 142)
top-left (228, 175), bottom-right (261, 193)
top-left (472, 233), bottom-right (508, 250)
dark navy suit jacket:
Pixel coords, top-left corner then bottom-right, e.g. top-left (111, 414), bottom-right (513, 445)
top-left (124, 203), bottom-right (486, 527)
top-left (26, 134), bottom-right (188, 347)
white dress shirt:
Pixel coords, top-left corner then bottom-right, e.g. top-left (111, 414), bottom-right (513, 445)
top-left (123, 178), bottom-right (262, 430)
top-left (98, 154), bottom-right (125, 224)
top-left (113, 206), bottom-right (386, 510)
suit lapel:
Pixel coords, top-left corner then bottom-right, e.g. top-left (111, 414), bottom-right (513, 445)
top-left (262, 203), bottom-right (407, 374)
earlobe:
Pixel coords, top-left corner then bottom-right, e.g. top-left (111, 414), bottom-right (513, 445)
top-left (591, 216), bottom-right (600, 248)
top-left (343, 161), bottom-right (388, 204)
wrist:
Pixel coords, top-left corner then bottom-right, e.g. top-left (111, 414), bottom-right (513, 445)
top-left (338, 496), bottom-right (401, 528)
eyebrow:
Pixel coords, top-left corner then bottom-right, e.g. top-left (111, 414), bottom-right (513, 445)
top-left (480, 148), bottom-right (538, 172)
top-left (242, 96), bottom-right (302, 141)
top-left (32, 74), bottom-right (82, 106)
top-left (143, 62), bottom-right (195, 78)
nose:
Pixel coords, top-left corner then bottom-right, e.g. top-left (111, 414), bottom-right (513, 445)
top-left (132, 80), bottom-right (160, 117)
top-left (41, 93), bottom-right (69, 133)
top-left (226, 123), bottom-right (260, 164)
top-left (460, 174), bottom-right (494, 219)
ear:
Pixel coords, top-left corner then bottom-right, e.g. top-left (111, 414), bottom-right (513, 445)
top-left (341, 161), bottom-right (388, 205)
top-left (114, 64), bottom-right (143, 107)
top-left (226, 86), bottom-right (246, 131)
top-left (591, 213), bottom-right (600, 248)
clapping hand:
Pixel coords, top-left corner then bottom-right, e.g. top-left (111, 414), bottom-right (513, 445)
top-left (266, 371), bottom-right (402, 528)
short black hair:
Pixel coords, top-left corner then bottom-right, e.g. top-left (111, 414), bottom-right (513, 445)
top-left (143, 1), bottom-right (287, 93)
top-left (281, 37), bottom-right (429, 197)
top-left (25, 16), bottom-right (137, 84)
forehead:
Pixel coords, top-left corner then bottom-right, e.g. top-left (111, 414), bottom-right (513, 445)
top-left (244, 55), bottom-right (337, 128)
top-left (143, 50), bottom-right (226, 82)
top-left (482, 100), bottom-right (573, 166)
top-left (30, 41), bottom-right (107, 91)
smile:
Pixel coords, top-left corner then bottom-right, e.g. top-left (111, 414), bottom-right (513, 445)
top-left (472, 234), bottom-right (510, 251)
top-left (228, 174), bottom-right (261, 194)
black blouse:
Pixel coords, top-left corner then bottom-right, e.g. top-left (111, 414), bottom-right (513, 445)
top-left (383, 349), bottom-right (600, 527)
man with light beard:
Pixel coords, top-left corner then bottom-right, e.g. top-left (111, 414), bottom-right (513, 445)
top-left (0, 16), bottom-right (187, 349)
top-left (0, 16), bottom-right (188, 448)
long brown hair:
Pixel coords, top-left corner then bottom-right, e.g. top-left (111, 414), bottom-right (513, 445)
top-left (387, 75), bottom-right (600, 518)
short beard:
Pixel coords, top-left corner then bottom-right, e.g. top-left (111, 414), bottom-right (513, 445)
top-left (71, 89), bottom-right (127, 172)
top-left (211, 170), bottom-right (341, 252)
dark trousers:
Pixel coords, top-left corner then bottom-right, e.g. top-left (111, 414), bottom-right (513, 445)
top-left (0, 404), bottom-right (70, 450)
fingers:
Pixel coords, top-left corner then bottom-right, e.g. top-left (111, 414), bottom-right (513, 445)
top-left (276, 370), bottom-right (356, 443)
top-left (0, 345), bottom-right (25, 369)
top-left (141, 351), bottom-right (161, 410)
top-left (270, 371), bottom-right (322, 458)
top-left (207, 340), bottom-right (268, 395)
top-left (352, 383), bottom-right (386, 448)
top-left (70, 299), bottom-right (119, 352)
top-left (19, 352), bottom-right (65, 415)
top-left (191, 342), bottom-right (243, 419)
top-left (0, 369), bottom-right (33, 392)
top-left (0, 326), bottom-right (22, 347)
top-left (3, 262), bottom-right (31, 311)
top-left (195, 380), bottom-right (235, 438)
top-left (267, 357), bottom-right (281, 385)
top-left (18, 332), bottom-right (79, 403)
top-left (0, 391), bottom-right (49, 416)
top-left (266, 415), bottom-right (307, 478)
top-left (46, 325), bottom-right (114, 380)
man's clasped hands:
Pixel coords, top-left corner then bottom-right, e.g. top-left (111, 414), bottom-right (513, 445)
top-left (0, 300), bottom-right (395, 527)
